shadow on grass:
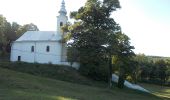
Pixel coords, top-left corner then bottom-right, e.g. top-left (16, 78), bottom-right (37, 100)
top-left (140, 83), bottom-right (170, 100)
top-left (1, 89), bottom-right (78, 100)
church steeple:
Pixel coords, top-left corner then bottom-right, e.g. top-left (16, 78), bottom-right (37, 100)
top-left (56, 0), bottom-right (68, 36)
top-left (59, 0), bottom-right (67, 15)
top-left (56, 0), bottom-right (68, 62)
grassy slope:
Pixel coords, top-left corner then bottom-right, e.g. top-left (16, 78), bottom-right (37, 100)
top-left (0, 62), bottom-right (106, 87)
top-left (0, 67), bottom-right (163, 100)
top-left (141, 83), bottom-right (170, 100)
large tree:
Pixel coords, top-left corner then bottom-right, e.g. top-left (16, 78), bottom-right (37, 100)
top-left (65, 0), bottom-right (121, 80)
top-left (64, 0), bottom-right (134, 88)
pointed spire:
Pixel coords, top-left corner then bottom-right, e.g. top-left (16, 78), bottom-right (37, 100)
top-left (59, 0), bottom-right (67, 15)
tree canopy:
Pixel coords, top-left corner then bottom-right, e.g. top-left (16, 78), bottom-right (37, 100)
top-left (64, 0), bottom-right (135, 88)
top-left (0, 15), bottom-right (39, 55)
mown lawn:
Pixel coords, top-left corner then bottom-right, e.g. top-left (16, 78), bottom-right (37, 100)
top-left (0, 67), bottom-right (163, 100)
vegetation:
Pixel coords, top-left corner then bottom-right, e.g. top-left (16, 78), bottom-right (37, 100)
top-left (0, 64), bottom-right (165, 100)
top-left (128, 54), bottom-right (170, 86)
top-left (112, 32), bottom-right (135, 88)
top-left (0, 15), bottom-right (39, 56)
top-left (0, 62), bottom-right (106, 87)
top-left (141, 83), bottom-right (170, 100)
top-left (0, 0), bottom-right (169, 92)
top-left (63, 0), bottom-right (135, 88)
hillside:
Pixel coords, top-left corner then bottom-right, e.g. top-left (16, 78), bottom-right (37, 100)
top-left (0, 66), bottom-right (164, 100)
top-left (147, 56), bottom-right (170, 62)
top-left (141, 83), bottom-right (170, 100)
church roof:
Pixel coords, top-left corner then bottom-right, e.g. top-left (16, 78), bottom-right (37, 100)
top-left (16, 31), bottom-right (61, 42)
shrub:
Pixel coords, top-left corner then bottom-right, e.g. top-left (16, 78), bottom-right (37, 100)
top-left (79, 62), bottom-right (109, 81)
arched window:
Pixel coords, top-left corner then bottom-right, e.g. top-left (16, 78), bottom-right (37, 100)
top-left (60, 22), bottom-right (63, 26)
top-left (31, 46), bottom-right (34, 52)
top-left (46, 46), bottom-right (50, 52)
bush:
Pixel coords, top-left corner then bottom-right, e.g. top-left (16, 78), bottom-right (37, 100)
top-left (79, 62), bottom-right (109, 81)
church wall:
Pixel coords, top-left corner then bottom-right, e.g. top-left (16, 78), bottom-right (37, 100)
top-left (35, 41), bottom-right (62, 64)
top-left (10, 41), bottom-right (62, 64)
top-left (10, 41), bottom-right (80, 69)
top-left (10, 42), bottom-right (35, 63)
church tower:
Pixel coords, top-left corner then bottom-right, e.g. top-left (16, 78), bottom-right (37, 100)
top-left (57, 0), bottom-right (68, 36)
top-left (57, 0), bottom-right (68, 62)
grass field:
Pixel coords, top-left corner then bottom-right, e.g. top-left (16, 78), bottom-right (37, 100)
top-left (141, 83), bottom-right (170, 100)
top-left (0, 66), bottom-right (165, 100)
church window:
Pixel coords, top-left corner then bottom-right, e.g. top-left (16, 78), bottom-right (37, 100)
top-left (46, 46), bottom-right (50, 52)
top-left (31, 46), bottom-right (34, 52)
top-left (18, 56), bottom-right (21, 61)
top-left (60, 22), bottom-right (63, 26)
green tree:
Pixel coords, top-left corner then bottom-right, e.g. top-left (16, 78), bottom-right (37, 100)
top-left (10, 22), bottom-right (20, 40)
top-left (155, 60), bottom-right (167, 85)
top-left (114, 32), bottom-right (135, 88)
top-left (65, 0), bottom-right (135, 88)
top-left (0, 15), bottom-right (39, 55)
top-left (0, 15), bottom-right (8, 55)
top-left (64, 0), bottom-right (121, 82)
top-left (16, 23), bottom-right (39, 38)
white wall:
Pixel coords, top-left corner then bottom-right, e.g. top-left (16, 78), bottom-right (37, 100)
top-left (11, 41), bottom-right (61, 64)
top-left (56, 15), bottom-right (68, 36)
top-left (11, 42), bottom-right (35, 63)
top-left (10, 41), bottom-right (80, 69)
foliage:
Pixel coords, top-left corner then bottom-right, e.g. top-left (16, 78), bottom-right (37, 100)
top-left (109, 32), bottom-right (135, 88)
top-left (63, 0), bottom-right (135, 89)
top-left (67, 47), bottom-right (79, 66)
top-left (79, 61), bottom-right (109, 81)
top-left (16, 23), bottom-right (39, 38)
top-left (134, 54), bottom-right (170, 86)
top-left (0, 15), bottom-right (8, 55)
top-left (64, 0), bottom-right (121, 81)
top-left (0, 15), bottom-right (39, 55)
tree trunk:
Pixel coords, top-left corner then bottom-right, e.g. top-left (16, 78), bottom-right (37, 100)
top-left (108, 54), bottom-right (112, 88)
top-left (117, 75), bottom-right (125, 88)
top-left (117, 68), bottom-right (125, 89)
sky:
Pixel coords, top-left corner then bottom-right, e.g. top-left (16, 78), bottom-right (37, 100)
top-left (0, 0), bottom-right (170, 57)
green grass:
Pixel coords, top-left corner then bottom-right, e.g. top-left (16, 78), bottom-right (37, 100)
top-left (0, 62), bottom-right (107, 87)
top-left (0, 67), bottom-right (163, 100)
top-left (141, 83), bottom-right (170, 100)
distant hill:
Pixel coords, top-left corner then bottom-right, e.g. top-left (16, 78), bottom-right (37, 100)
top-left (147, 56), bottom-right (170, 62)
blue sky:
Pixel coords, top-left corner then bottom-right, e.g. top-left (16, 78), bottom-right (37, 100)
top-left (0, 0), bottom-right (170, 57)
top-left (113, 0), bottom-right (170, 57)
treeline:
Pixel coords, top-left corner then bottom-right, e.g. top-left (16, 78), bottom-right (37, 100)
top-left (133, 54), bottom-right (170, 86)
top-left (0, 15), bottom-right (39, 56)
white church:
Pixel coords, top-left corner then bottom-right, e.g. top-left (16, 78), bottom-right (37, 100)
top-left (10, 0), bottom-right (79, 69)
